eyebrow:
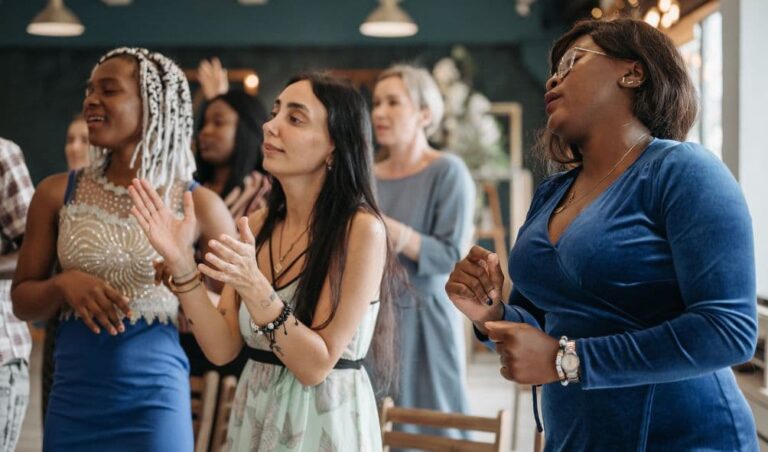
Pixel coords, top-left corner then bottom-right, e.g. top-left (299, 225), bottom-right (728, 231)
top-left (274, 99), bottom-right (310, 113)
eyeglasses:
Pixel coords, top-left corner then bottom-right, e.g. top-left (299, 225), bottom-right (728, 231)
top-left (555, 47), bottom-right (610, 80)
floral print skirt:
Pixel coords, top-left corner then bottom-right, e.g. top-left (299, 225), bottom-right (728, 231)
top-left (225, 360), bottom-right (382, 452)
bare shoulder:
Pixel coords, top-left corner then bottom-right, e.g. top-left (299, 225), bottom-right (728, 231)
top-left (247, 207), bottom-right (268, 237)
top-left (34, 172), bottom-right (70, 211)
top-left (191, 184), bottom-right (222, 206)
top-left (348, 210), bottom-right (386, 246)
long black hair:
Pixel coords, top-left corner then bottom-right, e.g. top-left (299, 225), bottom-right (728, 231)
top-left (254, 72), bottom-right (398, 393)
top-left (195, 90), bottom-right (268, 197)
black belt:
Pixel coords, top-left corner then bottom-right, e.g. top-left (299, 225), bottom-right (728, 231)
top-left (246, 347), bottom-right (364, 370)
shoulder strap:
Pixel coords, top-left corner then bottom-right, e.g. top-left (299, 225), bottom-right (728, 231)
top-left (63, 170), bottom-right (81, 205)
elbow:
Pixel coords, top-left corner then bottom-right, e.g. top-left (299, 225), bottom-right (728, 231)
top-left (295, 367), bottom-right (333, 387)
top-left (724, 315), bottom-right (758, 366)
top-left (11, 290), bottom-right (33, 321)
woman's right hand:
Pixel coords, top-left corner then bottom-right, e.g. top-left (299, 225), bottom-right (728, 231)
top-left (128, 179), bottom-right (198, 273)
top-left (446, 245), bottom-right (506, 326)
top-left (55, 269), bottom-right (131, 335)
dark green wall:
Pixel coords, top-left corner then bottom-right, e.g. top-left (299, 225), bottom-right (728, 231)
top-left (0, 44), bottom-right (547, 184)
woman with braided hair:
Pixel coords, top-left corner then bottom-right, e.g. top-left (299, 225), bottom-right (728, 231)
top-left (11, 48), bottom-right (235, 450)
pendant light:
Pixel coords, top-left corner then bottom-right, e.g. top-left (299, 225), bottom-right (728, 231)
top-left (27, 0), bottom-right (85, 37)
top-left (360, 0), bottom-right (418, 38)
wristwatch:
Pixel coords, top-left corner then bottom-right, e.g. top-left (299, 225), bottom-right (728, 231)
top-left (556, 336), bottom-right (580, 386)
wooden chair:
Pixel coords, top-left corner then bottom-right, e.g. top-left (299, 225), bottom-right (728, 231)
top-left (380, 397), bottom-right (511, 452)
top-left (210, 375), bottom-right (238, 452)
top-left (191, 371), bottom-right (220, 452)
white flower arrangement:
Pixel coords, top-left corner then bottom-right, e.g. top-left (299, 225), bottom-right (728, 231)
top-left (432, 46), bottom-right (508, 175)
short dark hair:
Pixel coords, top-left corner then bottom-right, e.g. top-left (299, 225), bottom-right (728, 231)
top-left (195, 91), bottom-right (268, 198)
top-left (540, 18), bottom-right (698, 165)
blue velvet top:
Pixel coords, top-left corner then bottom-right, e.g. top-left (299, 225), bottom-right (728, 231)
top-left (487, 139), bottom-right (758, 451)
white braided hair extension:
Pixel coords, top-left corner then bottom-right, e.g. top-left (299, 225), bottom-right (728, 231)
top-left (89, 47), bottom-right (196, 202)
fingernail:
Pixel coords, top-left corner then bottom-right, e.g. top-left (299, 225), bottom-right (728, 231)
top-left (118, 324), bottom-right (125, 333)
top-left (489, 290), bottom-right (498, 300)
top-left (94, 328), bottom-right (101, 334)
top-left (110, 328), bottom-right (117, 336)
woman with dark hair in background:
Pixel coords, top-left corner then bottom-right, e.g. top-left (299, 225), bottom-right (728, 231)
top-left (12, 47), bottom-right (235, 450)
top-left (196, 91), bottom-right (271, 218)
top-left (180, 90), bottom-right (271, 379)
top-left (447, 18), bottom-right (758, 451)
top-left (130, 72), bottom-right (397, 451)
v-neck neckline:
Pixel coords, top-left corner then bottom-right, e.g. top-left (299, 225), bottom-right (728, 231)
top-left (545, 138), bottom-right (656, 248)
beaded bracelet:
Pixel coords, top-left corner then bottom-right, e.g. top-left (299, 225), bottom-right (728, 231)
top-left (249, 302), bottom-right (299, 352)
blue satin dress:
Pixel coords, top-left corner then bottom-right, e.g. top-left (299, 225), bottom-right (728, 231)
top-left (482, 139), bottom-right (758, 451)
top-left (44, 170), bottom-right (193, 451)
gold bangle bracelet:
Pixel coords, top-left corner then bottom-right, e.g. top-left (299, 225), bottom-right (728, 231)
top-left (170, 279), bottom-right (203, 294)
top-left (168, 271), bottom-right (203, 293)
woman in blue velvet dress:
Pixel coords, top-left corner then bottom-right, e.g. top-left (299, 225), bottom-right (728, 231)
top-left (446, 18), bottom-right (758, 451)
top-left (11, 48), bottom-right (234, 451)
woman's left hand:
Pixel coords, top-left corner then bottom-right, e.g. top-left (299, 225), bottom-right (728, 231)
top-left (198, 217), bottom-right (272, 303)
top-left (485, 321), bottom-right (561, 385)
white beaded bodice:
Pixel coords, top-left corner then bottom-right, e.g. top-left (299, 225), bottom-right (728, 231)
top-left (57, 169), bottom-right (188, 325)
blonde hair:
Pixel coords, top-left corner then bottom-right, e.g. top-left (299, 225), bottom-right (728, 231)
top-left (89, 48), bottom-right (196, 198)
top-left (377, 64), bottom-right (444, 138)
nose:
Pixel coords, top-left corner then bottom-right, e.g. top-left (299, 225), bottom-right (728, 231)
top-left (199, 121), bottom-right (214, 138)
top-left (263, 116), bottom-right (277, 137)
top-left (83, 91), bottom-right (98, 113)
top-left (545, 73), bottom-right (560, 92)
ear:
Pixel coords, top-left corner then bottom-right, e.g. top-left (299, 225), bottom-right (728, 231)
top-left (618, 61), bottom-right (646, 89)
top-left (419, 107), bottom-right (432, 130)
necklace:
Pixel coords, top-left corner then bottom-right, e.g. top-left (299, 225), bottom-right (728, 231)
top-left (274, 222), bottom-right (309, 274)
top-left (553, 133), bottom-right (650, 215)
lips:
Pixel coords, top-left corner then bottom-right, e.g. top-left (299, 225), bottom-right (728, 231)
top-left (85, 114), bottom-right (106, 126)
top-left (263, 142), bottom-right (284, 154)
top-left (544, 92), bottom-right (562, 115)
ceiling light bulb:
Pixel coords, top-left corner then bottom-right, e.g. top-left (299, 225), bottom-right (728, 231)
top-left (27, 0), bottom-right (84, 37)
top-left (360, 0), bottom-right (418, 38)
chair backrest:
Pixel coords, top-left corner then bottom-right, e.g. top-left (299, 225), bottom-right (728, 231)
top-left (379, 397), bottom-right (511, 452)
top-left (191, 371), bottom-right (220, 452)
top-left (210, 375), bottom-right (238, 452)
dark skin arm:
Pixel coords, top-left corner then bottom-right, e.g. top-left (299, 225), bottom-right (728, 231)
top-left (0, 250), bottom-right (20, 279)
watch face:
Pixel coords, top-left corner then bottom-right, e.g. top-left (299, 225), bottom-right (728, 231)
top-left (562, 353), bottom-right (580, 372)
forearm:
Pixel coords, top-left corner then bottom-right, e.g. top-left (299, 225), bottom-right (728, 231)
top-left (579, 306), bottom-right (756, 389)
top-left (11, 275), bottom-right (66, 321)
top-left (241, 291), bottom-right (346, 387)
top-left (0, 252), bottom-right (18, 279)
top-left (385, 216), bottom-right (421, 261)
top-left (169, 260), bottom-right (242, 364)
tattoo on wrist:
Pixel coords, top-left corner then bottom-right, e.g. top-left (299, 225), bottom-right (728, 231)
top-left (259, 291), bottom-right (278, 309)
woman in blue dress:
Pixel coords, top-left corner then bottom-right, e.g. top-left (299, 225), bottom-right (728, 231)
top-left (446, 18), bottom-right (758, 451)
top-left (12, 48), bottom-right (234, 451)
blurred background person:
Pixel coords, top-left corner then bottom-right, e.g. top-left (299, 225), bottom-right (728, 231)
top-left (371, 64), bottom-right (475, 440)
top-left (0, 136), bottom-right (34, 452)
top-left (64, 115), bottom-right (89, 171)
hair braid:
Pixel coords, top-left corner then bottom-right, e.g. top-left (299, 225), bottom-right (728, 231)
top-left (89, 47), bottom-right (196, 200)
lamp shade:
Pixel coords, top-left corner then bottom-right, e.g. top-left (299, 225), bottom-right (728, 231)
top-left (360, 0), bottom-right (418, 38)
top-left (27, 0), bottom-right (85, 37)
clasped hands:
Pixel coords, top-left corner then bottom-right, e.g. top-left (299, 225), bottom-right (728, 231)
top-left (446, 245), bottom-right (560, 385)
top-left (127, 179), bottom-right (273, 307)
